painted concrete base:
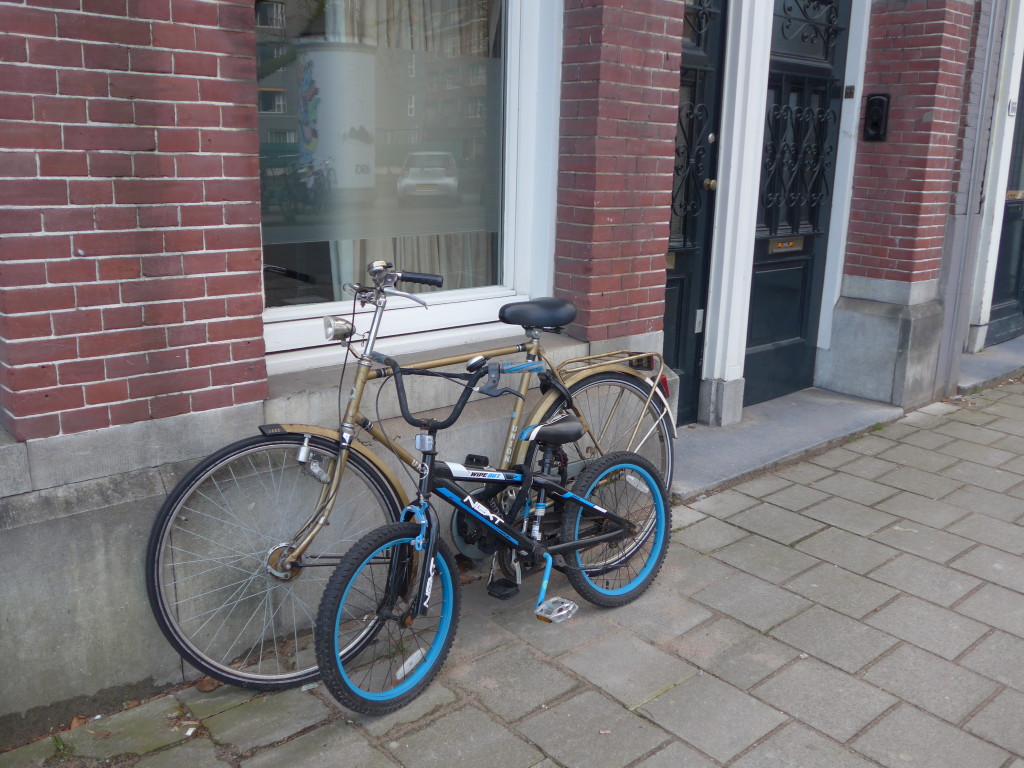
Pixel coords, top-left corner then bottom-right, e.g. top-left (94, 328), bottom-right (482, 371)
top-left (698, 377), bottom-right (745, 427)
top-left (816, 296), bottom-right (944, 410)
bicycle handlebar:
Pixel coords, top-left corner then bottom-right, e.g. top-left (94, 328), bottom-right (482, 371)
top-left (398, 271), bottom-right (443, 288)
top-left (382, 356), bottom-right (488, 432)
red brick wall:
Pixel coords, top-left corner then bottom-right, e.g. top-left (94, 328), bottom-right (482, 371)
top-left (556, 0), bottom-right (680, 342)
top-left (845, 0), bottom-right (975, 285)
top-left (0, 0), bottom-right (266, 441)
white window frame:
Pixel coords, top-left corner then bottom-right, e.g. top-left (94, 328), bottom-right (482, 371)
top-left (263, 0), bottom-right (563, 374)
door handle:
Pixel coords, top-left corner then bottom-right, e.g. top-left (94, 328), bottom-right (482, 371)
top-left (703, 178), bottom-right (717, 191)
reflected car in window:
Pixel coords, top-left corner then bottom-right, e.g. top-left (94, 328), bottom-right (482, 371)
top-left (397, 152), bottom-right (460, 205)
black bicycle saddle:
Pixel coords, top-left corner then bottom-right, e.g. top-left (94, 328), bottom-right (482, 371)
top-left (498, 297), bottom-right (577, 329)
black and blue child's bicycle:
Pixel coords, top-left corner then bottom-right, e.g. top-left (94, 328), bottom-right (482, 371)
top-left (313, 341), bottom-right (671, 715)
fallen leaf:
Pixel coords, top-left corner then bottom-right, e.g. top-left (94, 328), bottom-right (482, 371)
top-left (91, 730), bottom-right (112, 741)
top-left (69, 715), bottom-right (90, 730)
top-left (196, 677), bottom-right (222, 693)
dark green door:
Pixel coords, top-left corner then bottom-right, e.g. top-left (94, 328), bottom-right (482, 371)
top-left (665, 0), bottom-right (726, 424)
top-left (743, 0), bottom-right (850, 405)
top-left (988, 71), bottom-right (1024, 346)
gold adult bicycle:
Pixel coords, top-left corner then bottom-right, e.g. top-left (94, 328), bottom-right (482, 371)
top-left (145, 262), bottom-right (675, 689)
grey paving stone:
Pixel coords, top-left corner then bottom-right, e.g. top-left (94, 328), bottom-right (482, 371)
top-left (874, 491), bottom-right (970, 528)
top-left (960, 630), bottom-right (1024, 691)
top-left (136, 739), bottom-right (227, 768)
top-left (852, 705), bottom-right (1009, 768)
top-left (639, 673), bottom-right (786, 763)
top-left (998, 453), bottom-right (1024, 476)
top-left (936, 439), bottom-right (1016, 467)
top-left (946, 513), bottom-right (1024, 555)
top-left (760, 484), bottom-right (830, 512)
top-left (918, 401), bottom-right (960, 416)
top-left (941, 484), bottom-right (1024, 522)
top-left (673, 517), bottom-right (748, 553)
top-left (810, 472), bottom-right (899, 506)
top-left (447, 645), bottom-right (577, 721)
top-left (933, 421), bottom-right (1007, 446)
top-left (608, 588), bottom-right (713, 644)
top-left (670, 504), bottom-right (707, 529)
top-left (493, 596), bottom-right (617, 658)
top-left (727, 503), bottom-right (825, 544)
top-left (731, 723), bottom-right (877, 768)
top-left (951, 544), bottom-right (1024, 592)
top-left (809, 446), bottom-right (860, 469)
top-left (795, 527), bottom-right (898, 574)
top-left (956, 584), bottom-right (1024, 637)
top-left (713, 535), bottom-right (819, 584)
top-left (966, 688), bottom-right (1024, 755)
top-left (518, 691), bottom-right (665, 768)
top-left (799, 496), bottom-right (898, 536)
top-left (0, 737), bottom-right (58, 768)
top-left (751, 659), bottom-right (895, 742)
top-left (445, 612), bottom-right (516, 666)
top-left (769, 605), bottom-right (897, 673)
top-left (877, 443), bottom-right (958, 473)
top-left (947, 408), bottom-right (999, 426)
top-left (176, 684), bottom-right (260, 720)
top-left (670, 617), bottom-right (799, 690)
top-left (985, 416), bottom-right (1024, 438)
top-left (732, 474), bottom-right (793, 498)
top-left (866, 596), bottom-right (989, 660)
top-left (862, 644), bottom-right (999, 724)
top-left (693, 573), bottom-right (811, 632)
top-left (203, 689), bottom-right (330, 752)
top-left (354, 684), bottom-right (459, 738)
top-left (785, 563), bottom-right (898, 618)
top-left (841, 455), bottom-right (899, 481)
top-left (632, 740), bottom-right (717, 768)
top-left (871, 520), bottom-right (974, 564)
top-left (241, 722), bottom-right (397, 768)
top-left (875, 466), bottom-right (965, 500)
top-left (561, 631), bottom-right (696, 709)
top-left (877, 421), bottom-right (921, 440)
top-left (774, 461), bottom-right (835, 485)
top-left (942, 460), bottom-right (1023, 492)
top-left (869, 554), bottom-right (982, 607)
top-left (845, 434), bottom-right (897, 456)
top-left (898, 428), bottom-right (955, 450)
top-left (394, 706), bottom-right (542, 768)
top-left (658, 545), bottom-right (739, 597)
top-left (977, 401), bottom-right (1024, 421)
top-left (689, 489), bottom-right (758, 518)
top-left (58, 697), bottom-right (186, 759)
top-left (991, 433), bottom-right (1024, 455)
top-left (899, 411), bottom-right (946, 429)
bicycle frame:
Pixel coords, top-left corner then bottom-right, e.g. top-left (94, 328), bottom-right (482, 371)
top-left (269, 282), bottom-right (670, 571)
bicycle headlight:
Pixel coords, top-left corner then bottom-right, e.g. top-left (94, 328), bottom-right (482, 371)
top-left (324, 315), bottom-right (355, 341)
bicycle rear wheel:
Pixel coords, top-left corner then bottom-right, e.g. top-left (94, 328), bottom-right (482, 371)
top-left (315, 523), bottom-right (460, 715)
top-left (542, 371), bottom-right (674, 484)
top-left (560, 452), bottom-right (670, 607)
top-left (146, 434), bottom-right (401, 689)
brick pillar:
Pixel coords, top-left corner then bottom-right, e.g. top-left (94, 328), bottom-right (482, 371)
top-left (845, 1), bottom-right (974, 286)
top-left (0, 0), bottom-right (267, 441)
top-left (555, 0), bottom-right (681, 342)
top-left (819, 0), bottom-right (976, 408)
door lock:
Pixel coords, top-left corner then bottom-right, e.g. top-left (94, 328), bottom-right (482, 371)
top-left (703, 179), bottom-right (717, 191)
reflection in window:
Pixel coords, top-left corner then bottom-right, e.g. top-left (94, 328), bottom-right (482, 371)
top-left (256, 0), bottom-right (505, 309)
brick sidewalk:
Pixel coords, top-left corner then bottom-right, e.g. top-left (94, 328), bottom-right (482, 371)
top-left (4, 386), bottom-right (1024, 767)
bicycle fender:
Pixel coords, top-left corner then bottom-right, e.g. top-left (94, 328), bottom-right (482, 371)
top-left (510, 365), bottom-right (676, 468)
top-left (259, 423), bottom-right (411, 506)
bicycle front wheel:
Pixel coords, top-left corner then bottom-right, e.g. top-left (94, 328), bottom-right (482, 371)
top-left (543, 371), bottom-right (674, 484)
top-left (146, 434), bottom-right (402, 689)
top-left (560, 452), bottom-right (670, 608)
top-left (315, 523), bottom-right (460, 715)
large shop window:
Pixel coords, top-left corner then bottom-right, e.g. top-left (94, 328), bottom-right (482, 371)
top-left (256, 0), bottom-right (513, 362)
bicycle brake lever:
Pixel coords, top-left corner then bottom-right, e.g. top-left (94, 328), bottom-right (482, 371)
top-left (382, 286), bottom-right (428, 307)
top-left (475, 363), bottom-right (525, 400)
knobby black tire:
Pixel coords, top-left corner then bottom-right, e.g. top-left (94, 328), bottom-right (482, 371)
top-left (145, 434), bottom-right (402, 690)
top-left (541, 371), bottom-right (674, 486)
top-left (560, 452), bottom-right (670, 608)
top-left (314, 523), bottom-right (460, 715)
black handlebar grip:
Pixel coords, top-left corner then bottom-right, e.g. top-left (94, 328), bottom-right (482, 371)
top-left (399, 271), bottom-right (444, 288)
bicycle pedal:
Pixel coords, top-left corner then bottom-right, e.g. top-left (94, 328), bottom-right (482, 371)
top-left (486, 578), bottom-right (519, 600)
top-left (535, 596), bottom-right (578, 623)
